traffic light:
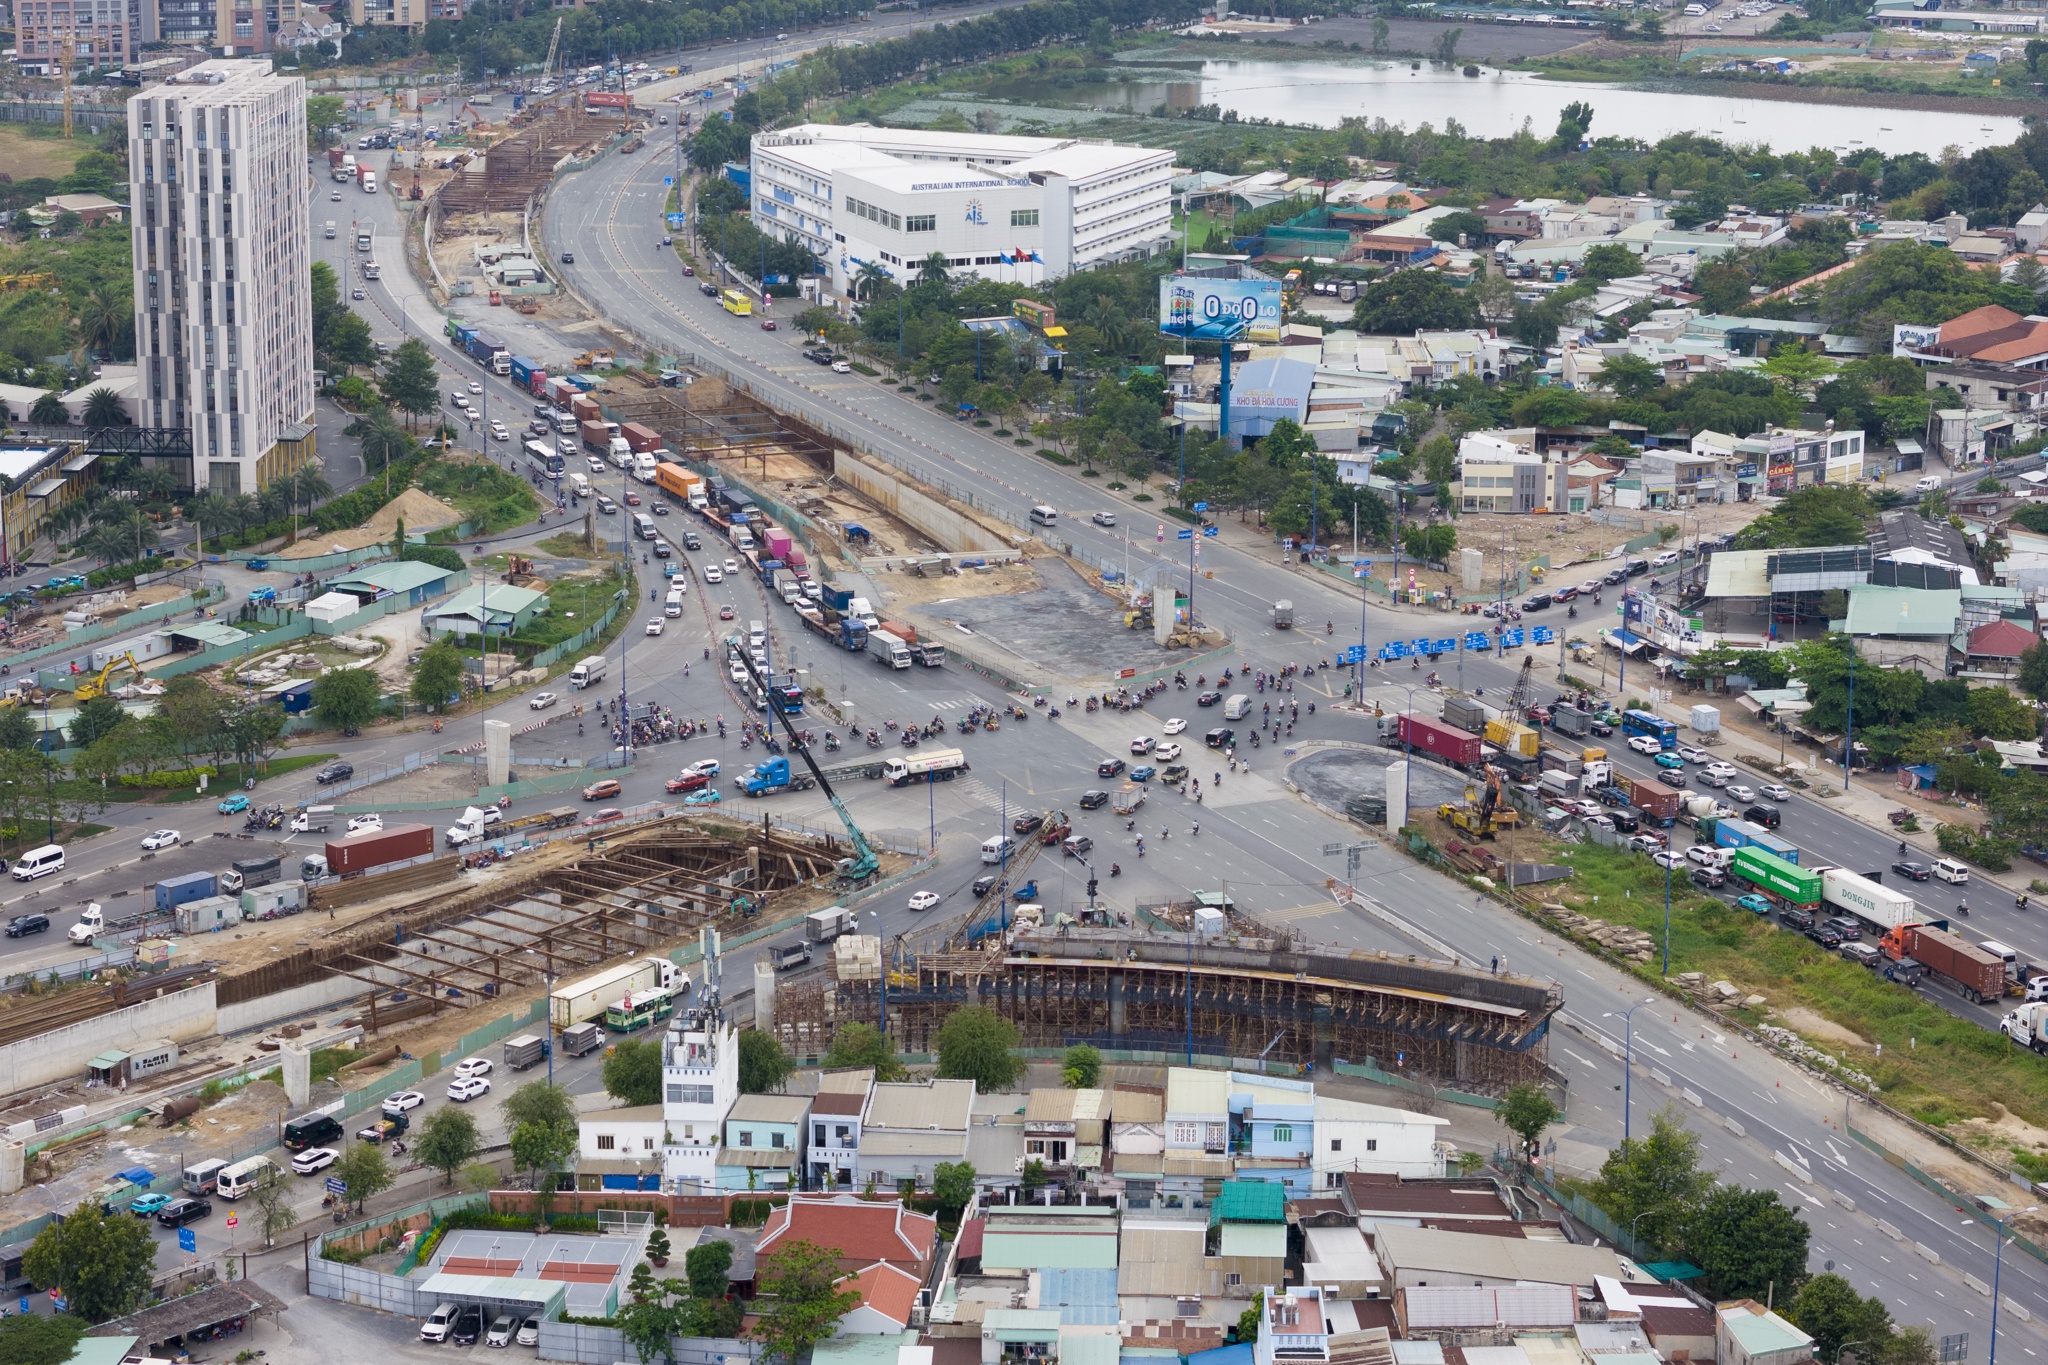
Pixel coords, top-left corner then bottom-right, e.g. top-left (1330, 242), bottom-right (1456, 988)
top-left (1087, 879), bottom-right (1098, 899)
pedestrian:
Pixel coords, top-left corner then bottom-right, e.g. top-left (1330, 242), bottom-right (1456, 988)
top-left (1490, 955), bottom-right (1498, 974)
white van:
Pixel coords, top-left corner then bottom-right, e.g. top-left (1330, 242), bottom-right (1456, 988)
top-left (1933, 857), bottom-right (1971, 885)
top-left (665, 590), bottom-right (684, 618)
top-left (1029, 505), bottom-right (1058, 526)
top-left (11, 844), bottom-right (63, 881)
top-left (980, 834), bottom-right (1018, 864)
top-left (215, 1155), bottom-right (276, 1199)
top-left (1685, 844), bottom-right (1732, 872)
top-left (1981, 939), bottom-right (2020, 981)
top-left (1222, 694), bottom-right (1253, 720)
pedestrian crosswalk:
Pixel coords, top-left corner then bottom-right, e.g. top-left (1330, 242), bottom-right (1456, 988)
top-left (955, 777), bottom-right (1007, 810)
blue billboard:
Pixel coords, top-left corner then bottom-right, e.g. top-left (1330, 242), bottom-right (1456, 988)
top-left (1159, 276), bottom-right (1283, 344)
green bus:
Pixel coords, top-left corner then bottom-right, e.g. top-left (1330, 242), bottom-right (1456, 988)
top-left (604, 984), bottom-right (679, 1033)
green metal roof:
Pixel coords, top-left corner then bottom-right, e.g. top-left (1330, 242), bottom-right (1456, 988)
top-left (331, 560), bottom-right (455, 595)
top-left (1841, 585), bottom-right (1962, 638)
top-left (1218, 1222), bottom-right (1287, 1259)
top-left (1210, 1179), bottom-right (1287, 1225)
top-left (980, 1230), bottom-right (1119, 1271)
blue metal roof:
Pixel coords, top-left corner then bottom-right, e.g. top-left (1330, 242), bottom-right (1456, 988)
top-left (1036, 1268), bottom-right (1119, 1326)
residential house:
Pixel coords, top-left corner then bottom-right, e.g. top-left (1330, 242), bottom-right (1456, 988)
top-left (1207, 1180), bottom-right (1288, 1298)
top-left (1301, 1222), bottom-right (1385, 1298)
top-left (421, 583), bottom-right (546, 640)
top-left (757, 1194), bottom-right (940, 1280)
top-left (1899, 304), bottom-right (2048, 369)
top-left (1339, 1171), bottom-right (1520, 1230)
top-left (1226, 1072), bottom-right (1315, 1196)
top-left (857, 1078), bottom-right (975, 1187)
top-left (1101, 1084), bottom-right (1165, 1206)
top-left (809, 1069), bottom-right (873, 1189)
top-left (1638, 449), bottom-right (1725, 508)
top-left (32, 193), bottom-right (124, 227)
top-left (1117, 1217), bottom-right (1207, 1298)
top-left (1928, 362), bottom-right (2048, 417)
top-left (1373, 1224), bottom-right (1628, 1291)
top-left (1961, 618), bottom-right (2038, 677)
top-left (1716, 1301), bottom-right (1816, 1365)
top-left (1931, 405), bottom-right (2024, 467)
top-left (1311, 1096), bottom-right (1448, 1185)
top-left (575, 1103), bottom-right (665, 1190)
top-left (980, 1205), bottom-right (1121, 1275)
top-left (661, 1005), bottom-right (740, 1193)
top-left (1020, 1087), bottom-right (1106, 1172)
top-left (1455, 431), bottom-right (1570, 514)
top-left (1163, 1068), bottom-right (1232, 1207)
top-left (2017, 205), bottom-right (2048, 253)
top-left (838, 1262), bottom-right (926, 1334)
top-left (1252, 1288), bottom-right (1332, 1365)
top-left (718, 1092), bottom-right (811, 1191)
top-left (1396, 1284), bottom-right (1576, 1344)
top-left (1839, 584), bottom-right (1964, 677)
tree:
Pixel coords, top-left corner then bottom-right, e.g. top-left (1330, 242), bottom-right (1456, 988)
top-left (1496, 1084), bottom-right (1562, 1164)
top-left (739, 1029), bottom-right (795, 1093)
top-left (1762, 345), bottom-right (1839, 397)
top-left (332, 1143), bottom-right (393, 1214)
top-left (1555, 98), bottom-right (1595, 146)
top-left (251, 1175), bottom-right (299, 1247)
top-left (935, 1005), bottom-right (1025, 1092)
top-left (615, 1263), bottom-right (684, 1365)
top-left (1599, 352), bottom-right (1665, 400)
top-left (604, 1038), bottom-right (664, 1107)
top-left (22, 1199), bottom-right (155, 1322)
top-left (358, 407), bottom-right (413, 471)
top-left (0, 1312), bottom-right (86, 1365)
top-left (1062, 1043), bottom-right (1102, 1089)
top-left (1428, 210), bottom-right (1488, 245)
top-left (0, 708), bottom-right (38, 752)
top-left (1372, 16), bottom-right (1389, 49)
top-left (1088, 15), bottom-right (1114, 56)
top-left (1353, 269), bottom-right (1480, 334)
top-left (932, 1160), bottom-right (978, 1221)
top-left (66, 695), bottom-right (125, 749)
top-left (1591, 1109), bottom-right (1714, 1253)
top-left (1236, 1291), bottom-right (1263, 1345)
top-left (1434, 25), bottom-right (1461, 62)
top-left (312, 666), bottom-right (382, 732)
top-left (1787, 1273), bottom-right (1893, 1363)
top-left (380, 338), bottom-right (441, 429)
top-left (305, 94), bottom-right (346, 149)
top-left (686, 1237), bottom-right (734, 1300)
top-left (1580, 243), bottom-right (1641, 284)
top-left (410, 639), bottom-right (466, 710)
top-left (2019, 642), bottom-right (2048, 701)
top-left (506, 1081), bottom-right (579, 1215)
top-left (753, 1239), bottom-right (863, 1364)
top-left (416, 1106), bottom-right (483, 1187)
top-left (1685, 1184), bottom-right (1810, 1301)
top-left (824, 1023), bottom-right (906, 1081)
top-left (80, 387), bottom-right (125, 429)
top-left (1696, 262), bottom-right (1755, 314)
top-left (28, 393), bottom-right (66, 427)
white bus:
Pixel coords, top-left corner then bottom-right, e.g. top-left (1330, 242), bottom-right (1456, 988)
top-left (215, 1155), bottom-right (276, 1199)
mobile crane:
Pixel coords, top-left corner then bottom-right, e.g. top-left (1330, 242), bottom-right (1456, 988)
top-left (730, 650), bottom-right (879, 888)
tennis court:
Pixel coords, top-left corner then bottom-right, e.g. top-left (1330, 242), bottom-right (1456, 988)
top-left (423, 1230), bottom-right (640, 1314)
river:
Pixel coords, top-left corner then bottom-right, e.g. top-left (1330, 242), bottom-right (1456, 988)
top-left (990, 59), bottom-right (2025, 157)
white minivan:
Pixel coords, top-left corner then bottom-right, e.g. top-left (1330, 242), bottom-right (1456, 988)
top-left (665, 589), bottom-right (685, 618)
top-left (11, 844), bottom-right (63, 881)
top-left (1933, 857), bottom-right (1971, 885)
top-left (980, 834), bottom-right (1018, 864)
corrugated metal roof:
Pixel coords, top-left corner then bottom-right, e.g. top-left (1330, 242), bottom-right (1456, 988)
top-left (1841, 584), bottom-right (1962, 638)
top-left (1036, 1268), bottom-right (1120, 1325)
top-left (331, 559), bottom-right (453, 595)
top-left (1165, 1067), bottom-right (1229, 1117)
top-left (1116, 1221), bottom-right (1206, 1297)
top-left (1217, 1222), bottom-right (1286, 1258)
top-left (981, 1228), bottom-right (1119, 1272)
top-left (1703, 549), bottom-right (1773, 598)
top-left (1211, 1179), bottom-right (1287, 1224)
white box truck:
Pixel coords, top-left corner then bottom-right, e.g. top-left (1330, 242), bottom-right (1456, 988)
top-left (1821, 866), bottom-right (1928, 931)
top-left (569, 655), bottom-right (608, 689)
top-left (548, 956), bottom-right (680, 1032)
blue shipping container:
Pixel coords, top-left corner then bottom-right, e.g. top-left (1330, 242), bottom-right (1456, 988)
top-left (1748, 829), bottom-right (1800, 865)
top-left (278, 679), bottom-right (313, 715)
top-left (1712, 818), bottom-right (1765, 851)
top-left (155, 870), bottom-right (217, 912)
top-left (509, 356), bottom-right (540, 387)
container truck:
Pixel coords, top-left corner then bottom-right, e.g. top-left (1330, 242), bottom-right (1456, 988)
top-left (1485, 718), bottom-right (1539, 758)
top-left (1746, 828), bottom-right (1801, 865)
top-left (1624, 777), bottom-right (1680, 827)
top-left (868, 630), bottom-right (912, 669)
top-left (1710, 817), bottom-right (1771, 852)
top-left (2003, 1002), bottom-right (2048, 1054)
top-left (509, 356), bottom-right (544, 390)
top-left (1821, 867), bottom-right (1930, 931)
top-left (571, 394), bottom-right (600, 423)
top-left (323, 823), bottom-right (434, 878)
top-left (339, 153), bottom-right (356, 182)
top-left (503, 1034), bottom-right (550, 1070)
top-left (765, 528), bottom-right (794, 561)
top-left (1729, 847), bottom-right (1822, 909)
top-left (913, 639), bottom-right (946, 667)
top-left (579, 420), bottom-right (612, 453)
top-left (1550, 708), bottom-right (1594, 738)
top-left (1379, 713), bottom-right (1485, 772)
top-left (549, 956), bottom-right (681, 1032)
top-left (1879, 923), bottom-right (2004, 1002)
top-left (883, 748), bottom-right (968, 786)
top-left (798, 609), bottom-right (867, 651)
top-left (805, 907), bottom-right (855, 943)
top-left (741, 756), bottom-right (817, 797)
top-left (632, 452), bottom-right (659, 483)
top-left (218, 855), bottom-right (282, 894)
top-left (620, 422), bottom-right (662, 454)
top-left (154, 870), bottom-right (218, 913)
top-left (656, 462), bottom-right (704, 503)
top-left (360, 167), bottom-right (378, 194)
top-left (464, 331), bottom-right (510, 374)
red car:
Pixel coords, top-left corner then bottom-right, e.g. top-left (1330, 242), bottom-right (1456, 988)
top-left (665, 771), bottom-right (711, 793)
top-left (624, 491), bottom-right (641, 506)
top-left (760, 319), bottom-right (777, 331)
top-left (582, 778), bottom-right (623, 801)
top-left (588, 807), bottom-right (625, 825)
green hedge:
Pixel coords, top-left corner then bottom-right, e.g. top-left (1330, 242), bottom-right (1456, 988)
top-left (118, 765), bottom-right (217, 789)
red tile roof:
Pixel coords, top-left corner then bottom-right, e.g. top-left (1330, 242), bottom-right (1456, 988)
top-left (1969, 619), bottom-right (2038, 659)
top-left (811, 1092), bottom-right (867, 1116)
top-left (843, 1261), bottom-right (922, 1328)
top-left (757, 1194), bottom-right (938, 1276)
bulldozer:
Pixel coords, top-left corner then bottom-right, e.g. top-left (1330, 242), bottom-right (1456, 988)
top-left (74, 651), bottom-right (142, 703)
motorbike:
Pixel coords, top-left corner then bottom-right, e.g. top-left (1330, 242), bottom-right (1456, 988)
top-left (1110, 863), bottom-right (1121, 877)
top-left (901, 731), bottom-right (920, 747)
top-left (825, 734), bottom-right (841, 752)
top-left (1957, 903), bottom-right (1971, 917)
top-left (985, 717), bottom-right (1000, 731)
top-left (867, 730), bottom-right (882, 747)
top-left (1048, 707), bottom-right (1060, 719)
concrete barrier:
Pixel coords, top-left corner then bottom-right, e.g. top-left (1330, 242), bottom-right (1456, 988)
top-left (1682, 1087), bottom-right (1702, 1106)
top-left (831, 447), bottom-right (1014, 554)
top-left (1914, 1241), bottom-right (1942, 1264)
top-left (1878, 1219), bottom-right (1904, 1240)
top-left (1725, 1117), bottom-right (1746, 1137)
top-left (1965, 1273), bottom-right (1992, 1296)
top-left (0, 982), bottom-right (216, 1092)
top-left (2002, 1296), bottom-right (2033, 1323)
top-left (1831, 1188), bottom-right (1856, 1212)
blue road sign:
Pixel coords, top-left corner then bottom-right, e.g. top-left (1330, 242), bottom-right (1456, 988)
top-left (1435, 638), bottom-right (1457, 654)
top-left (177, 1228), bottom-right (195, 1253)
top-left (1410, 637), bottom-right (1434, 655)
top-left (1203, 526), bottom-right (1218, 537)
top-left (1533, 626), bottom-right (1556, 644)
top-left (1339, 644), bottom-right (1368, 665)
top-left (666, 213), bottom-right (686, 227)
top-left (325, 1177), bottom-right (347, 1195)
top-left (1177, 529), bottom-right (1193, 540)
top-left (1193, 501), bottom-right (1209, 512)
top-left (1463, 632), bottom-right (1490, 652)
top-left (1501, 627), bottom-right (1526, 649)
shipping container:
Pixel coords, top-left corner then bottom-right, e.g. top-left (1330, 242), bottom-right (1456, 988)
top-left (174, 894), bottom-right (242, 934)
top-left (1887, 924), bottom-right (2003, 1002)
top-left (1385, 713), bottom-right (1484, 770)
top-left (580, 419), bottom-right (613, 452)
top-left (620, 421), bottom-right (662, 454)
top-left (1729, 847), bottom-right (1822, 907)
top-left (509, 356), bottom-right (542, 388)
top-left (1822, 867), bottom-right (1927, 930)
top-left (323, 823), bottom-right (434, 877)
top-left (765, 528), bottom-right (794, 561)
top-left (242, 880), bottom-right (306, 919)
top-left (154, 870), bottom-right (217, 912)
top-left (1711, 817), bottom-right (1769, 852)
top-left (1485, 718), bottom-right (1539, 758)
top-left (585, 90), bottom-right (634, 111)
top-left (571, 394), bottom-right (599, 423)
top-left (1623, 777), bottom-right (1680, 826)
top-left (1746, 828), bottom-right (1801, 865)
top-left (549, 957), bottom-right (679, 1032)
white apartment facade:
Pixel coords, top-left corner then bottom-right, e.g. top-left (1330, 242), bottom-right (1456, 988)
top-left (661, 1007), bottom-right (739, 1193)
top-left (129, 59), bottom-right (314, 495)
top-left (749, 124), bottom-right (1173, 296)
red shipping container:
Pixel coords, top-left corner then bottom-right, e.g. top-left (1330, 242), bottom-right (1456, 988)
top-left (585, 91), bottom-right (633, 111)
top-left (325, 824), bottom-right (434, 877)
top-left (580, 420), bottom-right (613, 450)
top-left (621, 422), bottom-right (661, 454)
top-left (1395, 713), bottom-right (1482, 770)
top-left (1901, 925), bottom-right (2005, 1002)
top-left (571, 395), bottom-right (599, 422)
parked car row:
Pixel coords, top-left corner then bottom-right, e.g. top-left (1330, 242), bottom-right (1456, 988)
top-left (421, 1302), bottom-right (539, 1347)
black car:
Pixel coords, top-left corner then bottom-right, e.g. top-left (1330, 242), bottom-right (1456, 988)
top-left (155, 1198), bottom-right (211, 1228)
top-left (1656, 768), bottom-right (1687, 787)
top-left (1611, 812), bottom-right (1640, 834)
top-left (1689, 866), bottom-right (1727, 890)
top-left (451, 1306), bottom-right (485, 1347)
top-left (683, 533), bottom-right (702, 550)
top-left (1521, 593), bottom-right (1552, 612)
top-left (1011, 810), bottom-right (1045, 834)
top-left (1589, 718), bottom-right (1615, 736)
top-left (1078, 790), bottom-right (1110, 810)
top-left (1778, 907), bottom-right (1817, 933)
top-left (1096, 758), bottom-right (1126, 778)
top-left (561, 251), bottom-right (574, 264)
top-left (1822, 916), bottom-right (1864, 942)
top-left (1603, 567), bottom-right (1629, 586)
top-left (1811, 924), bottom-right (1845, 948)
top-left (971, 873), bottom-right (999, 898)
top-left (699, 282), bottom-right (719, 296)
top-left (1742, 804), bottom-right (1781, 829)
top-left (1892, 859), bottom-right (1931, 881)
top-left (1205, 727), bottom-right (1235, 749)
top-left (316, 761), bottom-right (355, 785)
top-left (1624, 559), bottom-right (1649, 577)
top-left (1196, 691), bottom-right (1223, 707)
top-left (4, 914), bottom-right (48, 938)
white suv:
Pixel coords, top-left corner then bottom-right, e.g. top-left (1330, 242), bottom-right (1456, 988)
top-left (421, 1304), bottom-right (457, 1342)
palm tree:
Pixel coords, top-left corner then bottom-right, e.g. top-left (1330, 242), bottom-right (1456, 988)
top-left (916, 251), bottom-right (951, 291)
top-left (256, 480), bottom-right (291, 526)
top-left (184, 492), bottom-right (233, 541)
top-left (291, 461), bottom-right (333, 518)
top-left (84, 506), bottom-right (156, 566)
top-left (76, 287), bottom-right (129, 359)
top-left (853, 261), bottom-right (892, 301)
top-left (44, 498), bottom-right (90, 544)
top-left (134, 465), bottom-right (182, 503)
top-left (80, 387), bottom-right (125, 430)
top-left (228, 493), bottom-right (261, 534)
top-left (28, 393), bottom-right (67, 427)
top-left (359, 407), bottom-right (411, 473)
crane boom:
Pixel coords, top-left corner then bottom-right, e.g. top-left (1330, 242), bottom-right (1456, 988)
top-left (730, 649), bottom-right (879, 886)
top-left (541, 18), bottom-right (563, 90)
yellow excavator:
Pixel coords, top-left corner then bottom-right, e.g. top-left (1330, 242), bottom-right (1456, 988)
top-left (1438, 766), bottom-right (1520, 839)
top-left (74, 651), bottom-right (142, 703)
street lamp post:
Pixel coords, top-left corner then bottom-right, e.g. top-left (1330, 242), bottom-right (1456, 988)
top-left (1968, 1207), bottom-right (2038, 1365)
top-left (1603, 997), bottom-right (1658, 1142)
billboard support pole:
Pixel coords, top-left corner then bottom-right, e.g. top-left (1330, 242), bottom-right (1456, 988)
top-left (1220, 339), bottom-right (1232, 445)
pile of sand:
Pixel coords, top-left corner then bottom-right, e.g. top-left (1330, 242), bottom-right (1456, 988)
top-left (364, 487), bottom-right (466, 537)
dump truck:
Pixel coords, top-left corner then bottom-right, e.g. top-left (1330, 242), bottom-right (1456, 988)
top-left (1880, 923), bottom-right (2004, 1003)
top-left (1271, 600), bottom-right (1294, 629)
top-left (218, 855), bottom-right (281, 895)
top-left (1379, 713), bottom-right (1484, 772)
top-left (1550, 708), bottom-right (1594, 738)
top-left (882, 748), bottom-right (968, 786)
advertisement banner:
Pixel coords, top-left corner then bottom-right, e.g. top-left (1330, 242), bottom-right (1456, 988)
top-left (1159, 276), bottom-right (1283, 344)
top-left (1893, 323), bottom-right (1943, 358)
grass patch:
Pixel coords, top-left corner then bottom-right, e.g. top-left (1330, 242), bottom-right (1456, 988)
top-left (154, 753), bottom-right (342, 803)
top-left (1528, 839), bottom-right (2048, 1127)
top-left (310, 1046), bottom-right (366, 1083)
top-left (851, 362), bottom-right (880, 377)
top-left (534, 532), bottom-right (601, 559)
top-left (1038, 448), bottom-right (1076, 465)
top-left (0, 124), bottom-right (94, 182)
top-left (416, 460), bottom-right (542, 535)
